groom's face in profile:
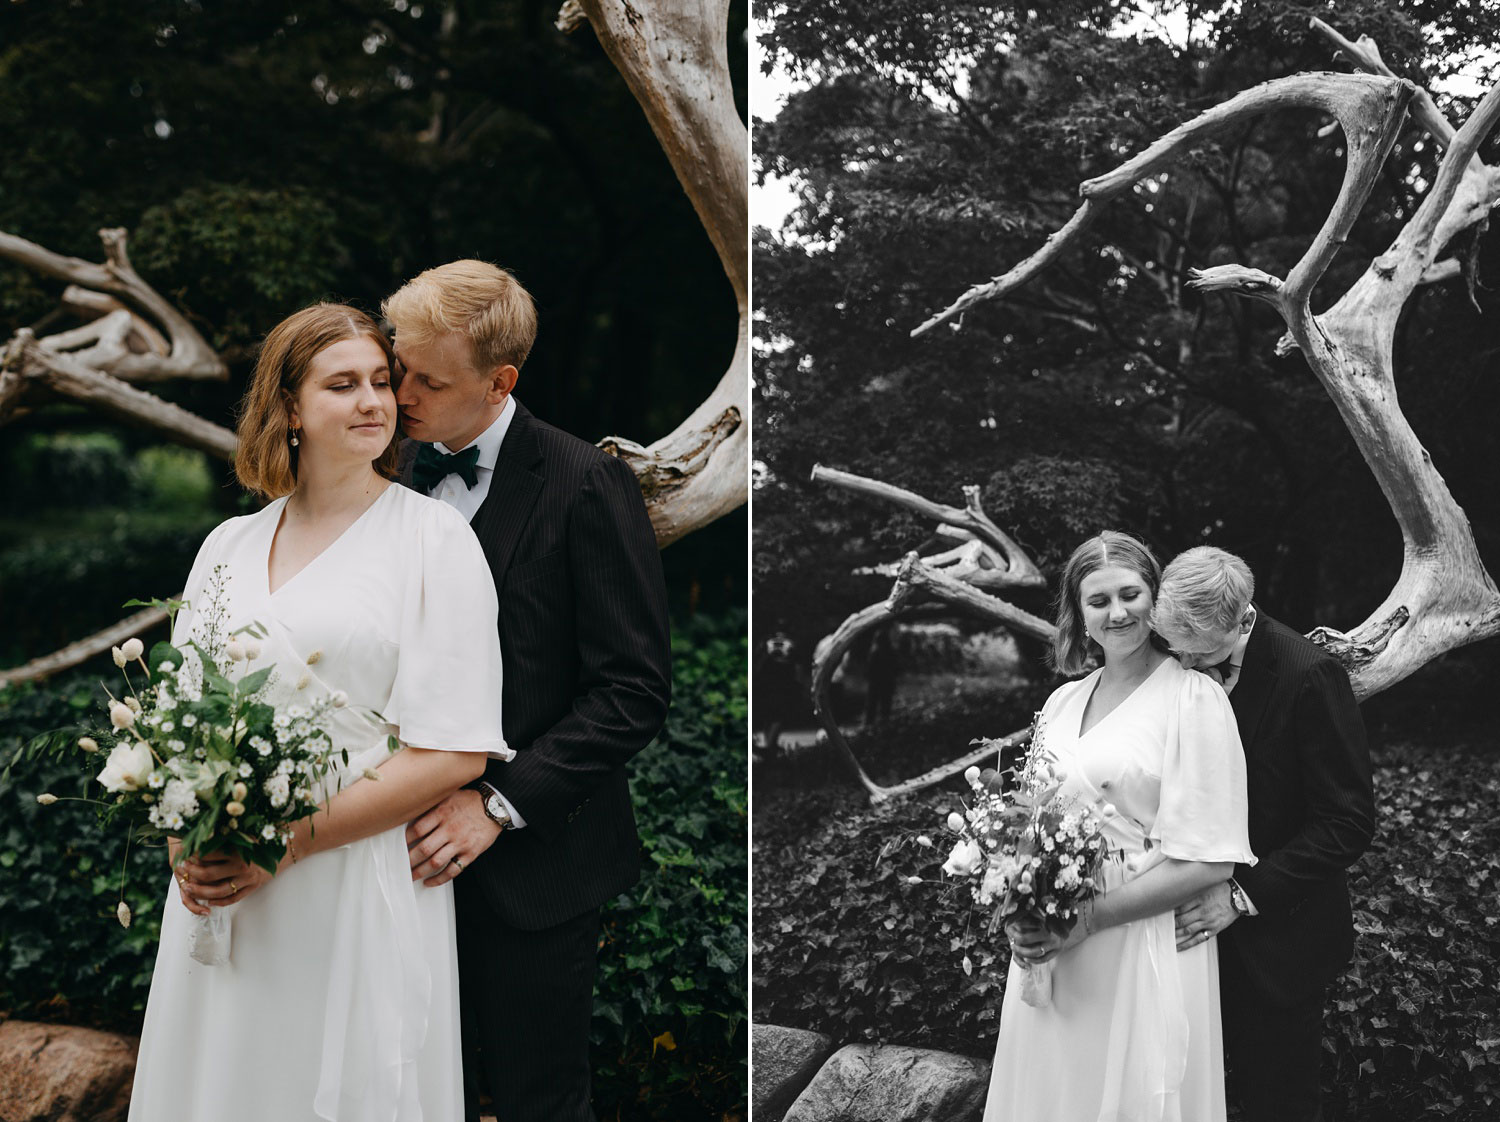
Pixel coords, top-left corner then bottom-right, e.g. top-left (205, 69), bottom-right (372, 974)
top-left (1157, 605), bottom-right (1255, 670)
top-left (394, 333), bottom-right (510, 451)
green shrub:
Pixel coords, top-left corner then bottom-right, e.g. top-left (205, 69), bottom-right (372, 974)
top-left (595, 609), bottom-right (748, 1121)
top-left (0, 674), bottom-right (166, 1029)
top-left (752, 741), bottom-right (1500, 1121)
top-left (0, 610), bottom-right (748, 1121)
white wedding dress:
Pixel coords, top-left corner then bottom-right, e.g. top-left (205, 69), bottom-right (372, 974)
top-left (984, 658), bottom-right (1254, 1122)
top-left (127, 484), bottom-right (507, 1122)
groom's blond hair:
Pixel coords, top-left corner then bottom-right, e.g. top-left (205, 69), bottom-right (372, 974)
top-left (382, 259), bottom-right (537, 374)
top-left (1153, 547), bottom-right (1255, 636)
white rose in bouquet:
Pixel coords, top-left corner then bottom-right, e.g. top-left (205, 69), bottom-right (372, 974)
top-left (942, 837), bottom-right (984, 877)
top-left (98, 740), bottom-right (154, 792)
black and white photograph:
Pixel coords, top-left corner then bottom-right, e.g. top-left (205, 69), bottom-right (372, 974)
top-left (752, 3), bottom-right (1499, 1121)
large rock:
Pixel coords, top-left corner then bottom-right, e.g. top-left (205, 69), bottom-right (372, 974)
top-left (783, 1043), bottom-right (990, 1122)
top-left (0, 1020), bottom-right (139, 1122)
top-left (752, 1024), bottom-right (836, 1122)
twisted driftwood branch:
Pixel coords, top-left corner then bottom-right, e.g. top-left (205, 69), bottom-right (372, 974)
top-left (909, 20), bottom-right (1500, 700)
top-left (573, 0), bottom-right (748, 546)
top-left (0, 227), bottom-right (226, 384)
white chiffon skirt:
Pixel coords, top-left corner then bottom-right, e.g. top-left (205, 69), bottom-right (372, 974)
top-left (984, 899), bottom-right (1227, 1122)
top-left (127, 822), bottom-right (464, 1122)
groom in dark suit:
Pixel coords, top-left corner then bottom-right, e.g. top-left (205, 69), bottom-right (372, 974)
top-left (382, 260), bottom-right (672, 1122)
top-left (1153, 546), bottom-right (1375, 1122)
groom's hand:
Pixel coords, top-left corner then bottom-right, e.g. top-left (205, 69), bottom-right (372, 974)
top-left (406, 789), bottom-right (502, 886)
top-left (1175, 881), bottom-right (1238, 950)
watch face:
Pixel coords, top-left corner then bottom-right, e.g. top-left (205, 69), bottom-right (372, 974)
top-left (486, 794), bottom-right (507, 823)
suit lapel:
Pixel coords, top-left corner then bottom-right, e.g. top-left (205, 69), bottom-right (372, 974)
top-left (470, 400), bottom-right (544, 582)
top-left (1230, 608), bottom-right (1278, 753)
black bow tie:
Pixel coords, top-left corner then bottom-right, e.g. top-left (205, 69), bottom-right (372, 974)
top-left (413, 443), bottom-right (481, 492)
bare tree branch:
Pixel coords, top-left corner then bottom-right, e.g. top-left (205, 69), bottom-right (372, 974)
top-left (0, 606), bottom-right (170, 688)
top-left (0, 227), bottom-right (226, 383)
top-left (569, 0), bottom-right (748, 544)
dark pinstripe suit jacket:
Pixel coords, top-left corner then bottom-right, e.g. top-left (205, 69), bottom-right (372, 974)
top-left (399, 400), bottom-right (672, 930)
top-left (1223, 612), bottom-right (1375, 1006)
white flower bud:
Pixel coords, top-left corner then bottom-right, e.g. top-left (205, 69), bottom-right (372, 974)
top-left (112, 646), bottom-right (127, 668)
top-left (330, 690), bottom-right (348, 708)
top-left (225, 640), bottom-right (246, 662)
top-left (916, 835), bottom-right (933, 848)
top-left (964, 765), bottom-right (981, 785)
top-left (225, 801), bottom-right (246, 817)
top-left (244, 640), bottom-right (262, 660)
top-left (306, 650), bottom-right (322, 665)
top-left (946, 812), bottom-right (965, 833)
top-left (124, 696), bottom-right (141, 714)
top-left (232, 782), bottom-right (248, 801)
top-left (109, 701), bottom-right (136, 730)
top-left (121, 638), bottom-right (144, 662)
top-left (116, 901), bottom-right (132, 928)
top-left (362, 767), bottom-right (382, 782)
top-left (77, 737), bottom-right (99, 753)
top-left (905, 875), bottom-right (923, 885)
top-left (962, 955), bottom-right (973, 976)
top-left (36, 793), bottom-right (58, 806)
top-left (296, 674), bottom-right (310, 690)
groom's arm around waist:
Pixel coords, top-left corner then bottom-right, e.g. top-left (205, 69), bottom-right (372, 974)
top-left (485, 452), bottom-right (671, 839)
top-left (1235, 656), bottom-right (1375, 917)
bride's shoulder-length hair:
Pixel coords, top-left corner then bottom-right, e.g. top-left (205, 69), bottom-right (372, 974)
top-left (235, 303), bottom-right (402, 499)
top-left (1052, 530), bottom-right (1167, 675)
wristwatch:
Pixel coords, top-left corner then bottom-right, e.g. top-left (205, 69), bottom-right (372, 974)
top-left (1228, 879), bottom-right (1251, 916)
top-left (475, 781), bottom-right (514, 831)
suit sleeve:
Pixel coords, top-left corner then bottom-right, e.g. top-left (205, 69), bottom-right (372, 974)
top-left (1233, 657), bottom-right (1375, 916)
top-left (485, 453), bottom-right (671, 837)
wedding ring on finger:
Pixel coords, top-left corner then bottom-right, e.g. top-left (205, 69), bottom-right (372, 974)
top-left (450, 857), bottom-right (464, 874)
top-left (229, 881), bottom-right (239, 895)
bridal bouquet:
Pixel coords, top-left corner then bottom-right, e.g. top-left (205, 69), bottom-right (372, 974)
top-left (919, 715), bottom-right (1111, 1008)
top-left (32, 567), bottom-right (390, 964)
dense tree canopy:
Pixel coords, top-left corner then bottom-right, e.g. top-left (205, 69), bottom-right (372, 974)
top-left (753, 0), bottom-right (1500, 657)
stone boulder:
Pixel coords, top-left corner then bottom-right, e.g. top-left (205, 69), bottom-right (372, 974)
top-left (0, 1020), bottom-right (139, 1122)
top-left (752, 1024), bottom-right (836, 1122)
top-left (783, 1043), bottom-right (990, 1122)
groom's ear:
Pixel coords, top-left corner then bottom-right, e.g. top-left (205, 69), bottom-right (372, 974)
top-left (483, 363), bottom-right (519, 404)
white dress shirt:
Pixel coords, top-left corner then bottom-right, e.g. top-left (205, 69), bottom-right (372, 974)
top-left (422, 395), bottom-right (527, 828)
top-left (425, 395), bottom-right (516, 521)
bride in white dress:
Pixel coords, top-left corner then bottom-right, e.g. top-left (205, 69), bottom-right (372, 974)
top-left (985, 531), bottom-right (1254, 1122)
top-left (128, 304), bottom-right (508, 1122)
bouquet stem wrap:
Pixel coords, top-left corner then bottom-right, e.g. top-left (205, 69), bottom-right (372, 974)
top-left (1019, 959), bottom-right (1054, 1008)
top-left (188, 903), bottom-right (234, 966)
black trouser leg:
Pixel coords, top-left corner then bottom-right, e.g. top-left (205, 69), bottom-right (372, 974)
top-left (456, 891), bottom-right (601, 1122)
top-left (1220, 941), bottom-right (1326, 1122)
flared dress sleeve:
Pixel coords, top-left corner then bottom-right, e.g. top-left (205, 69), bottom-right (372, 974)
top-left (1151, 669), bottom-right (1255, 865)
top-left (384, 498), bottom-right (511, 760)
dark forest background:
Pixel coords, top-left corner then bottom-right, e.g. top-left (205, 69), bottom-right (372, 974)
top-left (753, 0), bottom-right (1499, 678)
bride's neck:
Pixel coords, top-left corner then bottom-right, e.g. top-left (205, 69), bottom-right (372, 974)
top-left (289, 459), bottom-right (388, 520)
top-left (1101, 641), bottom-right (1167, 687)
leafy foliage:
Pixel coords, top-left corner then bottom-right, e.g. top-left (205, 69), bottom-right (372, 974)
top-left (595, 610), bottom-right (748, 1120)
top-left (752, 740), bottom-right (1500, 1120)
top-left (0, 610), bottom-right (746, 1122)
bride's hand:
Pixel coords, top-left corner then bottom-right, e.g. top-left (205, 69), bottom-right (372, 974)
top-left (177, 851), bottom-right (274, 909)
top-left (1006, 913), bottom-right (1089, 965)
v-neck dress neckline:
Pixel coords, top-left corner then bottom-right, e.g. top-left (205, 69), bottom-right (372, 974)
top-left (266, 483), bottom-right (396, 598)
top-left (1077, 655), bottom-right (1174, 739)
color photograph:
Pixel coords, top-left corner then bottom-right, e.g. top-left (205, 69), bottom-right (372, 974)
top-left (0, 2), bottom-right (747, 1120)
